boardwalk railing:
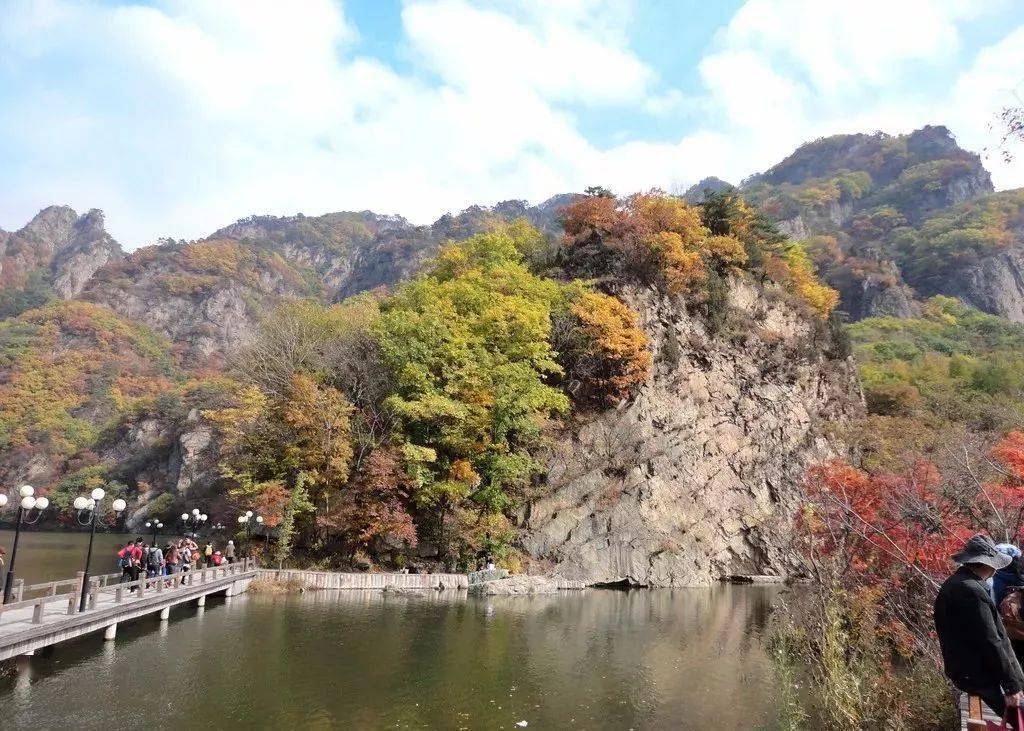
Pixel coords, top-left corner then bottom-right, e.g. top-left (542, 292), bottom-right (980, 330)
top-left (10, 570), bottom-right (126, 603)
top-left (0, 558), bottom-right (257, 629)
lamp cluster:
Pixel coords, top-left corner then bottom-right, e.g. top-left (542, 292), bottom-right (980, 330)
top-left (71, 487), bottom-right (127, 514)
top-left (0, 484), bottom-right (50, 512)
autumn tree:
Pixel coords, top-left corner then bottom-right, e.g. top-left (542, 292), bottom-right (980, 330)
top-left (559, 189), bottom-right (835, 317)
top-left (204, 373), bottom-right (354, 525)
top-left (555, 290), bottom-right (651, 406)
top-left (373, 224), bottom-right (570, 561)
top-left (327, 447), bottom-right (417, 557)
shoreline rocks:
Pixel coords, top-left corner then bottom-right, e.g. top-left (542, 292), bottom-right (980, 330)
top-left (468, 575), bottom-right (559, 596)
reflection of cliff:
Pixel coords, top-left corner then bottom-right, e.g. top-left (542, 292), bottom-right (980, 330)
top-left (291, 587), bottom-right (783, 729)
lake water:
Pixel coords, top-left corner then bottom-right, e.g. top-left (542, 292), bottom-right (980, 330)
top-left (0, 531), bottom-right (784, 730)
top-left (0, 529), bottom-right (140, 586)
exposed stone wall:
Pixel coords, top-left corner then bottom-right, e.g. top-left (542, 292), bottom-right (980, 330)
top-left (520, 281), bottom-right (863, 586)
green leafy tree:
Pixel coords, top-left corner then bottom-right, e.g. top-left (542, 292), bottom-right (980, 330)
top-left (373, 224), bottom-right (570, 559)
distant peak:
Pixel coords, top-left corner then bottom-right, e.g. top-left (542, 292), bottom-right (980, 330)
top-left (683, 177), bottom-right (735, 203)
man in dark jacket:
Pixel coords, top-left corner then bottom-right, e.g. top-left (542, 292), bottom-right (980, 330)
top-left (935, 534), bottom-right (1024, 720)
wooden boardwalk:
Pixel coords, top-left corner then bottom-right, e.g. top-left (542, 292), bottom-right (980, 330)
top-left (0, 558), bottom-right (256, 661)
top-left (961, 692), bottom-right (1005, 729)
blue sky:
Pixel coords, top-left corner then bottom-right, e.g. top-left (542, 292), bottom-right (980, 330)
top-left (1, 0), bottom-right (1023, 247)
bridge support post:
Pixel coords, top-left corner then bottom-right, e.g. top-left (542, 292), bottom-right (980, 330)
top-left (159, 607), bottom-right (170, 621)
top-left (197, 595), bottom-right (206, 607)
top-left (104, 623), bottom-right (117, 641)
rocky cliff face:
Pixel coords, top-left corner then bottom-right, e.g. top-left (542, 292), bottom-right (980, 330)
top-left (943, 244), bottom-right (1024, 323)
top-left (0, 206), bottom-right (123, 298)
top-left (208, 197), bottom-right (570, 300)
top-left (521, 282), bottom-right (863, 586)
top-left (81, 239), bottom-right (316, 363)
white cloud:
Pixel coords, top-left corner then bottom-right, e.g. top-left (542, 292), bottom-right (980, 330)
top-left (402, 0), bottom-right (652, 105)
top-left (0, 0), bottom-right (1021, 247)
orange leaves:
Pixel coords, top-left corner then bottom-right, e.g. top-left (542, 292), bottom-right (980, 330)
top-left (767, 245), bottom-right (840, 318)
top-left (448, 458), bottom-right (481, 486)
top-left (560, 189), bottom-right (836, 318)
top-left (330, 448), bottom-right (417, 548)
top-left (628, 192), bottom-right (707, 246)
top-left (704, 235), bottom-right (748, 270)
top-left (248, 480), bottom-right (289, 528)
top-left (565, 291), bottom-right (652, 405)
top-left (561, 195), bottom-right (618, 237)
top-left (641, 231), bottom-right (705, 295)
top-left (560, 191), bottom-right (716, 297)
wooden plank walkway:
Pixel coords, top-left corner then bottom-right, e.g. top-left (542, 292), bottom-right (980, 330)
top-left (961, 692), bottom-right (1004, 729)
top-left (0, 558), bottom-right (257, 661)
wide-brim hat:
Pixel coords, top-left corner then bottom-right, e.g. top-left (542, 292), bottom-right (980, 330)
top-left (952, 534), bottom-right (1013, 570)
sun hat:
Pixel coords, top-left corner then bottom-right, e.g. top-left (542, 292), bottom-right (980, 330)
top-left (952, 534), bottom-right (1013, 570)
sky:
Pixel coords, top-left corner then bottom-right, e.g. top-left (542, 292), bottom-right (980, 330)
top-left (1, 0), bottom-right (1023, 248)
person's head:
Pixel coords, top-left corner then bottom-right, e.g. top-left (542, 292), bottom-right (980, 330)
top-left (967, 562), bottom-right (997, 580)
top-left (135, 537), bottom-right (143, 544)
top-left (228, 540), bottom-right (233, 545)
top-left (953, 534), bottom-right (1012, 578)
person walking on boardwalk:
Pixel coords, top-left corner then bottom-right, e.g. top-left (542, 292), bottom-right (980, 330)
top-left (117, 541), bottom-right (135, 585)
top-left (935, 534), bottom-right (1024, 723)
top-left (204, 542), bottom-right (213, 567)
top-left (225, 540), bottom-right (235, 564)
top-left (146, 541), bottom-right (164, 581)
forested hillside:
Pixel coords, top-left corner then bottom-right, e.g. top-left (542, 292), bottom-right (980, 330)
top-left (1, 124), bottom-right (1020, 580)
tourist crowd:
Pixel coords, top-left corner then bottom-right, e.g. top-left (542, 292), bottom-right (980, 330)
top-left (936, 535), bottom-right (1024, 726)
top-left (116, 536), bottom-right (238, 586)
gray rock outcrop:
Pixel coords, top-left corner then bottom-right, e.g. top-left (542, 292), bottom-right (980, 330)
top-left (520, 282), bottom-right (863, 586)
top-left (0, 206), bottom-right (123, 299)
top-left (943, 244), bottom-right (1024, 324)
top-left (469, 575), bottom-right (559, 595)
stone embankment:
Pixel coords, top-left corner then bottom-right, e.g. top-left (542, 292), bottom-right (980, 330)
top-left (256, 569), bottom-right (467, 590)
top-left (254, 569), bottom-right (586, 595)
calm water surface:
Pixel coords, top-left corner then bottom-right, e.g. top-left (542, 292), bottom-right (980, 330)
top-left (0, 529), bottom-right (142, 585)
top-left (0, 532), bottom-right (784, 730)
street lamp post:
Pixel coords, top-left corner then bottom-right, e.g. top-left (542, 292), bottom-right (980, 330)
top-left (145, 519), bottom-right (164, 547)
top-left (238, 511), bottom-right (262, 557)
top-left (74, 489), bottom-right (126, 612)
top-left (238, 511), bottom-right (259, 539)
top-left (256, 515), bottom-right (268, 552)
top-left (2, 486), bottom-right (49, 603)
top-left (181, 508), bottom-right (208, 539)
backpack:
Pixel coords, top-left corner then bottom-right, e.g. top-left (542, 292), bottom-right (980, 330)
top-left (147, 548), bottom-right (162, 569)
top-left (117, 548), bottom-right (132, 570)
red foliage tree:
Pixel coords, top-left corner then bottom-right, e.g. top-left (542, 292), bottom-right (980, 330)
top-left (325, 448), bottom-right (417, 555)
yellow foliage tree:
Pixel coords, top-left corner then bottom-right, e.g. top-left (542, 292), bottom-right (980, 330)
top-left (564, 291), bottom-right (652, 404)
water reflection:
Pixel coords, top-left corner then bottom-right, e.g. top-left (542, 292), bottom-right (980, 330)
top-left (1, 584), bottom-right (782, 730)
